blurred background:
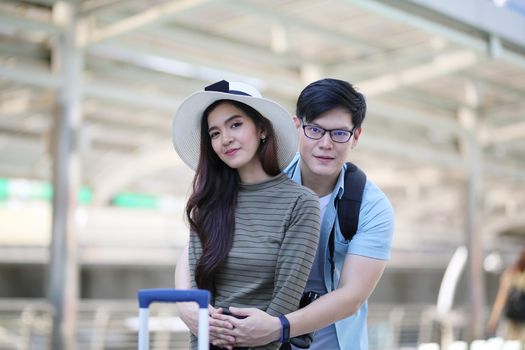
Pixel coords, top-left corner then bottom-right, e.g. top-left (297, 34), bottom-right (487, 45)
top-left (0, 0), bottom-right (524, 349)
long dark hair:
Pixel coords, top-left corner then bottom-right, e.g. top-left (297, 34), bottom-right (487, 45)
top-left (186, 99), bottom-right (279, 295)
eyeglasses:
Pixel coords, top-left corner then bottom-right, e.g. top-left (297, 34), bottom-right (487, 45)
top-left (301, 124), bottom-right (355, 143)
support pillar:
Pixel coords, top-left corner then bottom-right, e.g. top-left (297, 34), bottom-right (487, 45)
top-left (458, 83), bottom-right (486, 340)
top-left (48, 2), bottom-right (84, 349)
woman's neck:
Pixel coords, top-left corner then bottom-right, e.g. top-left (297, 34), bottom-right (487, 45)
top-left (238, 163), bottom-right (272, 184)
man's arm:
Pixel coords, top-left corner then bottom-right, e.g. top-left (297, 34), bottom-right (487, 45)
top-left (288, 253), bottom-right (386, 337)
top-left (212, 254), bottom-right (386, 347)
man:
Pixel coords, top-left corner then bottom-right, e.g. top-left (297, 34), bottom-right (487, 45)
top-left (210, 78), bottom-right (395, 350)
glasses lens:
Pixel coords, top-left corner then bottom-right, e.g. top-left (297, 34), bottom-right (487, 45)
top-left (331, 130), bottom-right (352, 143)
top-left (304, 125), bottom-right (324, 139)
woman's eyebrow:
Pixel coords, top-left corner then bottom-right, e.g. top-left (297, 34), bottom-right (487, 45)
top-left (208, 115), bottom-right (243, 132)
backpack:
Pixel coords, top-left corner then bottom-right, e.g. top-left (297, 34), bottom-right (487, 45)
top-left (505, 283), bottom-right (525, 322)
top-left (328, 162), bottom-right (367, 290)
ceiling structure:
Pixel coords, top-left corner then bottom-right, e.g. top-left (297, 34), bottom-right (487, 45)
top-left (1, 0), bottom-right (525, 265)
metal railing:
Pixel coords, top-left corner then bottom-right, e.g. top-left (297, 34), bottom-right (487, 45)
top-left (0, 299), bottom-right (474, 350)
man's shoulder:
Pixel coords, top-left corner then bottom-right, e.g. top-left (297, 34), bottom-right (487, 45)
top-left (362, 178), bottom-right (388, 201)
top-left (360, 179), bottom-right (394, 216)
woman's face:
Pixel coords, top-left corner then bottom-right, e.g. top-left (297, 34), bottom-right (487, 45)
top-left (207, 102), bottom-right (265, 180)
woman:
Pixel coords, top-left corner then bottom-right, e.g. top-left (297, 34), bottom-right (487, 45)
top-left (487, 249), bottom-right (525, 341)
top-left (172, 80), bottom-right (320, 350)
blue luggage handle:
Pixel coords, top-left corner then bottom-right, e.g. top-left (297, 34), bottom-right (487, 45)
top-left (138, 288), bottom-right (209, 308)
top-left (138, 288), bottom-right (210, 350)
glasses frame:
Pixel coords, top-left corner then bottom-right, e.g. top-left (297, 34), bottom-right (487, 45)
top-left (301, 124), bottom-right (355, 143)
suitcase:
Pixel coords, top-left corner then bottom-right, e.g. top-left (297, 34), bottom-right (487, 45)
top-left (137, 288), bottom-right (210, 350)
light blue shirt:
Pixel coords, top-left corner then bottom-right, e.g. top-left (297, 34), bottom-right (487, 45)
top-left (285, 154), bottom-right (395, 350)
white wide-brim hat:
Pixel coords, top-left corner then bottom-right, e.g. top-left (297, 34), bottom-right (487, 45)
top-left (172, 80), bottom-right (297, 171)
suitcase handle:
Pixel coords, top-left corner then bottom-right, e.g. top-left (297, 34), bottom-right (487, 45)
top-left (138, 288), bottom-right (210, 350)
top-left (138, 288), bottom-right (209, 308)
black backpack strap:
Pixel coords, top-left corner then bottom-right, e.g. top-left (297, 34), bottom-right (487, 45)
top-left (328, 162), bottom-right (366, 291)
top-left (337, 162), bottom-right (366, 241)
top-left (328, 224), bottom-right (336, 291)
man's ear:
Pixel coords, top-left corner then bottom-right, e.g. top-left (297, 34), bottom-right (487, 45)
top-left (351, 127), bottom-right (362, 149)
top-left (292, 115), bottom-right (301, 129)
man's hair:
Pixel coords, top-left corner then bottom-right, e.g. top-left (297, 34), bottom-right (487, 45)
top-left (296, 78), bottom-right (367, 128)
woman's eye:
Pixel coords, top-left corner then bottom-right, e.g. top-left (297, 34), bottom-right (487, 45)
top-left (231, 122), bottom-right (242, 129)
top-left (209, 131), bottom-right (220, 139)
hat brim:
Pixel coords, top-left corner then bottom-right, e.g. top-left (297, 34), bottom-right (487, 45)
top-left (172, 91), bottom-right (297, 171)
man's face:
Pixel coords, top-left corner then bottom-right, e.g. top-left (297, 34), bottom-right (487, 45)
top-left (296, 107), bottom-right (361, 181)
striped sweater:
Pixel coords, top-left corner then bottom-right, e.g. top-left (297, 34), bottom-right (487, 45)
top-left (188, 173), bottom-right (320, 350)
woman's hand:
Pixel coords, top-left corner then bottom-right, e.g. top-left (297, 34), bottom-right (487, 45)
top-left (210, 307), bottom-right (281, 348)
top-left (208, 306), bottom-right (235, 347)
top-left (178, 303), bottom-right (235, 343)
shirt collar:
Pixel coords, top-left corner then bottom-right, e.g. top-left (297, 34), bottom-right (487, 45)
top-left (333, 163), bottom-right (347, 200)
top-left (284, 153), bottom-right (302, 184)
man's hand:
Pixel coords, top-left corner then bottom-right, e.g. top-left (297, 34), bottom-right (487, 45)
top-left (210, 307), bottom-right (281, 348)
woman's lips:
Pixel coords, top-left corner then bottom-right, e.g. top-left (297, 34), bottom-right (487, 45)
top-left (225, 148), bottom-right (239, 156)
